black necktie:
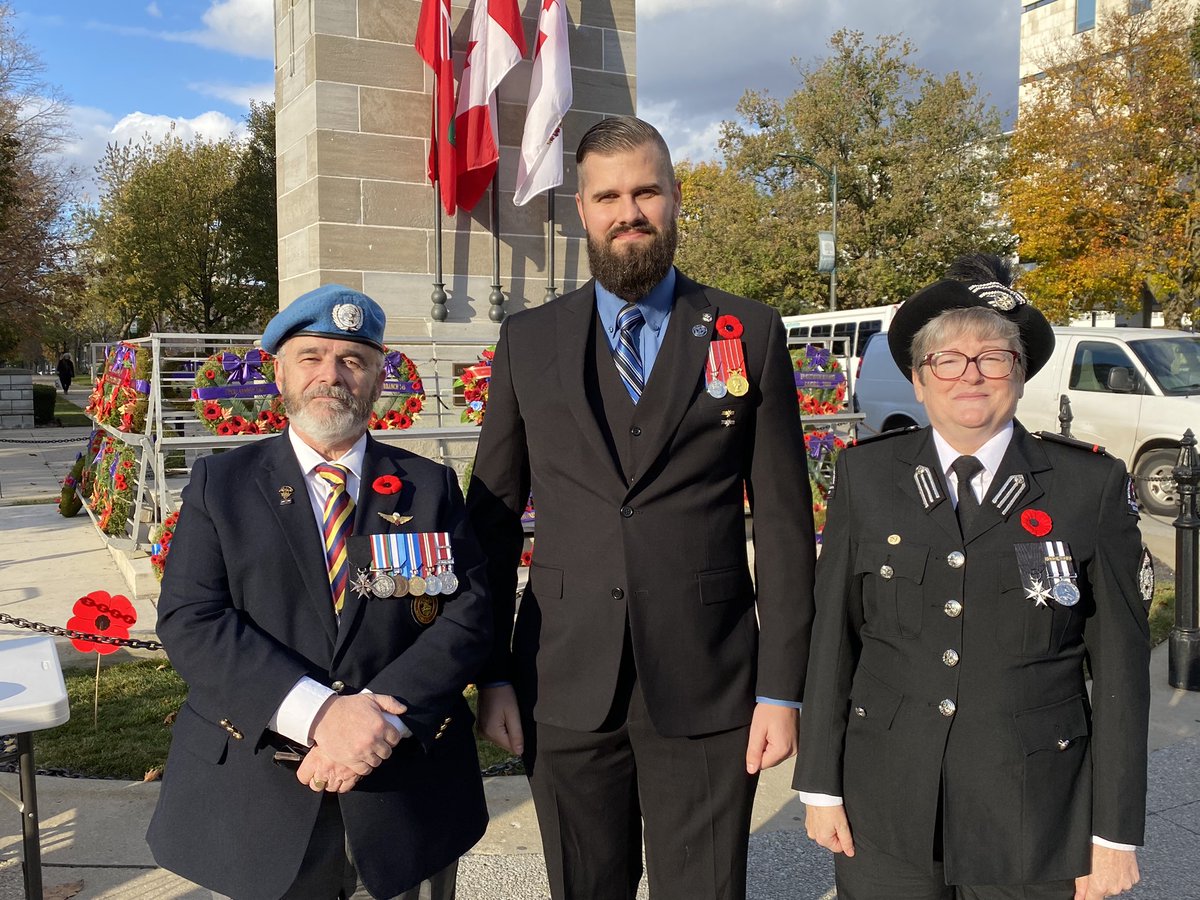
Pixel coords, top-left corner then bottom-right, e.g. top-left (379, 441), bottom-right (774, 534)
top-left (951, 455), bottom-right (984, 533)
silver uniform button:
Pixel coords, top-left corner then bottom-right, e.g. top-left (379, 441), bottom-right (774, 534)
top-left (879, 564), bottom-right (894, 580)
top-left (944, 600), bottom-right (963, 618)
top-left (853, 706), bottom-right (867, 718)
top-left (1057, 738), bottom-right (1071, 751)
top-left (938, 699), bottom-right (957, 717)
top-left (947, 551), bottom-right (966, 569)
top-left (942, 649), bottom-right (960, 667)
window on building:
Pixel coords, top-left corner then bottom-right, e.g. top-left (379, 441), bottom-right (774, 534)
top-left (1076, 0), bottom-right (1096, 31)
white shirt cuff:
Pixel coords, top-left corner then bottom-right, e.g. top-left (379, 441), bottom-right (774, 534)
top-left (797, 791), bottom-right (843, 806)
top-left (269, 676), bottom-right (336, 746)
top-left (1092, 835), bottom-right (1137, 851)
top-left (360, 688), bottom-right (412, 739)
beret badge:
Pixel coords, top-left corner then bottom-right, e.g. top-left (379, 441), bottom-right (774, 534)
top-left (968, 281), bottom-right (1028, 313)
top-left (332, 303), bottom-right (364, 333)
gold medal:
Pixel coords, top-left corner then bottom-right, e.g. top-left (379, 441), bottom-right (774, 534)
top-left (412, 594), bottom-right (438, 625)
top-left (407, 575), bottom-right (427, 596)
top-left (391, 575), bottom-right (410, 597)
top-left (726, 372), bottom-right (749, 397)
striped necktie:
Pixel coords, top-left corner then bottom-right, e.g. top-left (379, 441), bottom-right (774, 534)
top-left (315, 463), bottom-right (355, 613)
top-left (614, 302), bottom-right (645, 402)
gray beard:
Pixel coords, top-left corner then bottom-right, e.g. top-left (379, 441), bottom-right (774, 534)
top-left (284, 384), bottom-right (373, 447)
top-left (586, 219), bottom-right (678, 302)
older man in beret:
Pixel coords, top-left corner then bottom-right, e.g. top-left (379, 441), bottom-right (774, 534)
top-left (148, 285), bottom-right (491, 899)
top-left (795, 256), bottom-right (1151, 900)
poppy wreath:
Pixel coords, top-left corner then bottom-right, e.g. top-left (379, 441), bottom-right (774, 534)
top-left (59, 453), bottom-right (85, 518)
top-left (149, 509), bottom-right (181, 581)
top-left (804, 430), bottom-right (846, 540)
top-left (67, 590), bottom-right (137, 654)
top-left (85, 342), bottom-right (152, 433)
top-left (369, 348), bottom-right (426, 431)
top-left (454, 346), bottom-right (495, 426)
top-left (192, 347), bottom-right (287, 436)
top-left (791, 344), bottom-right (847, 417)
top-left (82, 435), bottom-right (138, 536)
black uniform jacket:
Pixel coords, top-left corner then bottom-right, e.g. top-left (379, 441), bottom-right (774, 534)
top-left (147, 431), bottom-right (491, 900)
top-left (467, 273), bottom-right (816, 737)
top-left (795, 422), bottom-right (1150, 885)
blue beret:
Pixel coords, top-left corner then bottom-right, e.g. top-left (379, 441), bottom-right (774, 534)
top-left (261, 284), bottom-right (386, 354)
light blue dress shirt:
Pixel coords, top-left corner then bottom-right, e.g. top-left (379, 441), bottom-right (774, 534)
top-left (594, 267), bottom-right (677, 379)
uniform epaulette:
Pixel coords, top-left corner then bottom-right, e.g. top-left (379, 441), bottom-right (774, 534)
top-left (850, 425), bottom-right (919, 448)
top-left (1032, 431), bottom-right (1113, 457)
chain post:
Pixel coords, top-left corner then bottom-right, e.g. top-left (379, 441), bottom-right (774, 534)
top-left (1170, 428), bottom-right (1200, 690)
top-left (1057, 394), bottom-right (1073, 438)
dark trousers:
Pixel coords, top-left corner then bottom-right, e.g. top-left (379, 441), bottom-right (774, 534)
top-left (210, 793), bottom-right (458, 900)
top-left (834, 833), bottom-right (1075, 900)
top-left (523, 660), bottom-right (756, 900)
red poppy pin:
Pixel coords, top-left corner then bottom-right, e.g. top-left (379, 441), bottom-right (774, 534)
top-left (67, 590), bottom-right (137, 655)
top-left (373, 475), bottom-right (403, 495)
top-left (1021, 509), bottom-right (1052, 537)
top-left (715, 314), bottom-right (744, 340)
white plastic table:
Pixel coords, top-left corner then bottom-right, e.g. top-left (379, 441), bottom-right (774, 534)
top-left (0, 635), bottom-right (70, 900)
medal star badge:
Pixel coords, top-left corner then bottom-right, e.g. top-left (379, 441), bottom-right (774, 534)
top-left (377, 512), bottom-right (413, 527)
top-left (1024, 576), bottom-right (1052, 608)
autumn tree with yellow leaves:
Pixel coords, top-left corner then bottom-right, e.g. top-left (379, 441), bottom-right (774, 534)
top-left (1005, 0), bottom-right (1200, 326)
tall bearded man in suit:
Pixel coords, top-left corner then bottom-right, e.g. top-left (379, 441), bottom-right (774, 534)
top-left (795, 257), bottom-right (1151, 900)
top-left (148, 285), bottom-right (491, 899)
top-left (467, 115), bottom-right (817, 900)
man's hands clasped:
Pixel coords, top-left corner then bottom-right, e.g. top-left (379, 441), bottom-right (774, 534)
top-left (295, 693), bottom-right (407, 792)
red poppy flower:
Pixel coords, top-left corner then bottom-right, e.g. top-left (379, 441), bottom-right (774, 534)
top-left (202, 402), bottom-right (223, 421)
top-left (241, 422), bottom-right (260, 434)
top-left (67, 590), bottom-right (137, 655)
top-left (203, 369), bottom-right (217, 380)
top-left (1021, 509), bottom-right (1053, 537)
top-left (405, 395), bottom-right (422, 413)
top-left (373, 475), bottom-right (403, 495)
top-left (113, 473), bottom-right (127, 492)
top-left (397, 414), bottom-right (413, 429)
top-left (715, 315), bottom-right (744, 339)
top-left (461, 370), bottom-right (476, 386)
top-left (121, 459), bottom-right (133, 469)
top-left (228, 415), bottom-right (248, 430)
top-left (258, 410), bottom-right (275, 422)
top-left (216, 421), bottom-right (236, 436)
top-left (519, 550), bottom-right (533, 567)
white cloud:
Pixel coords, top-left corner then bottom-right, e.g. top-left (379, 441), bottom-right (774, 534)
top-left (188, 80), bottom-right (275, 107)
top-left (111, 110), bottom-right (242, 146)
top-left (146, 2), bottom-right (162, 18)
top-left (637, 99), bottom-right (723, 164)
top-left (85, 0), bottom-right (273, 60)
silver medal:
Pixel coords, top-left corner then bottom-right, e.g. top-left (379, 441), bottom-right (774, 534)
top-left (439, 571), bottom-right (459, 594)
top-left (1050, 580), bottom-right (1080, 607)
top-left (424, 574), bottom-right (443, 595)
top-left (707, 380), bottom-right (728, 399)
top-left (371, 573), bottom-right (396, 598)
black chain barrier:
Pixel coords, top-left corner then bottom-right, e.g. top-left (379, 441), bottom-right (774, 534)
top-left (0, 435), bottom-right (92, 445)
top-left (0, 611), bottom-right (163, 651)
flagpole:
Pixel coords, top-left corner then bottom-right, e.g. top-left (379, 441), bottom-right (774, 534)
top-left (544, 191), bottom-right (558, 303)
top-left (430, 77), bottom-right (448, 323)
top-left (488, 171), bottom-right (506, 322)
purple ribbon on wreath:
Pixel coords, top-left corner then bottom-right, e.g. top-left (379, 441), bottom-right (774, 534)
top-left (112, 344), bottom-right (135, 371)
top-left (795, 371), bottom-right (846, 390)
top-left (805, 345), bottom-right (831, 368)
top-left (222, 349), bottom-right (266, 385)
top-left (383, 351), bottom-right (408, 380)
top-left (807, 432), bottom-right (837, 460)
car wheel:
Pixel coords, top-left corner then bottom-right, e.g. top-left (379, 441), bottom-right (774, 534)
top-left (1134, 448), bottom-right (1179, 517)
top-left (883, 415), bottom-right (917, 432)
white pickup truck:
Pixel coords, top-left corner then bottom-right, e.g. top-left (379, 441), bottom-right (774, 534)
top-left (853, 327), bottom-right (1200, 516)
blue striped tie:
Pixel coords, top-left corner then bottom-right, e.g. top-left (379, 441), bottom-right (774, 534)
top-left (315, 463), bottom-right (355, 613)
top-left (614, 303), bottom-right (645, 402)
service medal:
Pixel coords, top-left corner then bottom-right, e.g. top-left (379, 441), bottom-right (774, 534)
top-left (391, 576), bottom-right (410, 597)
top-left (439, 571), bottom-right (459, 594)
top-left (371, 573), bottom-right (396, 598)
top-left (412, 594), bottom-right (438, 625)
top-left (1051, 580), bottom-right (1081, 607)
top-left (425, 573), bottom-right (443, 595)
top-left (408, 575), bottom-right (428, 596)
top-left (707, 379), bottom-right (728, 399)
top-left (726, 372), bottom-right (749, 397)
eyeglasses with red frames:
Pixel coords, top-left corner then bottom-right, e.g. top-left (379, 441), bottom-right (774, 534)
top-left (920, 349), bottom-right (1021, 381)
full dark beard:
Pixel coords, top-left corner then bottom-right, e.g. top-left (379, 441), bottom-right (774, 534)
top-left (586, 219), bottom-right (678, 302)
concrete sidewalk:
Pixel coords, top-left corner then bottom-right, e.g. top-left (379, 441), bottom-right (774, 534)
top-left (1, 422), bottom-right (1198, 898)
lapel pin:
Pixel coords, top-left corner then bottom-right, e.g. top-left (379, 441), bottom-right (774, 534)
top-left (278, 485), bottom-right (294, 505)
top-left (692, 324), bottom-right (709, 338)
top-left (701, 312), bottom-right (714, 323)
top-left (378, 512), bottom-right (413, 527)
top-left (888, 534), bottom-right (901, 545)
top-left (722, 410), bottom-right (735, 418)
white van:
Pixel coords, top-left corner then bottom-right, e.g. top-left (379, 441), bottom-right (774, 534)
top-left (853, 327), bottom-right (1200, 516)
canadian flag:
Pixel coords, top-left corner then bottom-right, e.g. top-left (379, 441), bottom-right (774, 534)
top-left (415, 0), bottom-right (457, 215)
top-left (513, 0), bottom-right (572, 206)
top-left (454, 0), bottom-right (526, 212)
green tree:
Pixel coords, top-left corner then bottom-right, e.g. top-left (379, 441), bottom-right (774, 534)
top-left (1004, 0), bottom-right (1200, 326)
top-left (677, 30), bottom-right (1011, 315)
top-left (77, 113), bottom-right (279, 336)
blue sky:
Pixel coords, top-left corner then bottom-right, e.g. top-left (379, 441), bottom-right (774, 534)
top-left (11, 0), bottom-right (1020, 204)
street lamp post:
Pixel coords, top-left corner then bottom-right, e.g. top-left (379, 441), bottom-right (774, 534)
top-left (777, 153), bottom-right (838, 311)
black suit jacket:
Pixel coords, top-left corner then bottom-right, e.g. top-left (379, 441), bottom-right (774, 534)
top-left (794, 423), bottom-right (1150, 885)
top-left (147, 432), bottom-right (491, 900)
top-left (468, 273), bottom-right (816, 737)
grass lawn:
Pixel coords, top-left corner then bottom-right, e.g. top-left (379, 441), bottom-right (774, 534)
top-left (1149, 585), bottom-right (1175, 647)
top-left (27, 661), bottom-right (516, 780)
top-left (52, 389), bottom-right (92, 427)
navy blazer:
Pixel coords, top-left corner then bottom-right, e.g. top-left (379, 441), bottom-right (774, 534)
top-left (147, 432), bottom-right (491, 899)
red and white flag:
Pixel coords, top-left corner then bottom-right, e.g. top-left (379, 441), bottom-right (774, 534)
top-left (513, 0), bottom-right (572, 206)
top-left (415, 0), bottom-right (457, 215)
top-left (454, 0), bottom-right (526, 212)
